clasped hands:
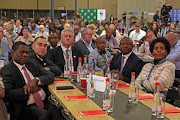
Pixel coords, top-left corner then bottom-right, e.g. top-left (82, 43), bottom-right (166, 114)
top-left (23, 78), bottom-right (41, 96)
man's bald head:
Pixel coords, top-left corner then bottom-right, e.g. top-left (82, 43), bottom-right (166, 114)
top-left (165, 32), bottom-right (178, 47)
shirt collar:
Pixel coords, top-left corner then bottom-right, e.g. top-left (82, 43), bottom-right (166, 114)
top-left (61, 44), bottom-right (71, 53)
top-left (13, 61), bottom-right (25, 70)
top-left (122, 51), bottom-right (132, 58)
top-left (82, 38), bottom-right (92, 46)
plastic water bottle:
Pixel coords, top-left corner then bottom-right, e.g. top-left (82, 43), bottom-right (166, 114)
top-left (83, 55), bottom-right (89, 78)
top-left (129, 72), bottom-right (138, 104)
top-left (152, 82), bottom-right (161, 116)
top-left (64, 56), bottom-right (69, 78)
top-left (77, 57), bottom-right (82, 82)
top-left (105, 62), bottom-right (111, 80)
top-left (90, 58), bottom-right (95, 75)
top-left (87, 69), bottom-right (95, 98)
top-left (103, 78), bottom-right (111, 112)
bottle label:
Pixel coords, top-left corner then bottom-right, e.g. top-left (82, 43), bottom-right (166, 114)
top-left (103, 100), bottom-right (110, 108)
top-left (157, 105), bottom-right (161, 112)
top-left (87, 88), bottom-right (93, 94)
top-left (129, 92), bottom-right (136, 98)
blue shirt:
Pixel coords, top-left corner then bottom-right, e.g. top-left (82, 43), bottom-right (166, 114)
top-left (82, 39), bottom-right (94, 53)
top-left (0, 38), bottom-right (11, 65)
top-left (166, 40), bottom-right (180, 70)
top-left (29, 26), bottom-right (39, 34)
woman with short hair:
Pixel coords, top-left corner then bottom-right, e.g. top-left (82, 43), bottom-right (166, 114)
top-left (136, 37), bottom-right (175, 95)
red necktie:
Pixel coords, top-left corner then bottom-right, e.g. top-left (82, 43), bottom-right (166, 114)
top-left (22, 66), bottom-right (44, 108)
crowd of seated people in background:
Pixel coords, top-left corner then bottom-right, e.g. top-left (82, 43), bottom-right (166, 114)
top-left (0, 12), bottom-right (180, 119)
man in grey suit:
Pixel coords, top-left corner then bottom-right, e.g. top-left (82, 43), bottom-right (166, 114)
top-left (73, 28), bottom-right (95, 56)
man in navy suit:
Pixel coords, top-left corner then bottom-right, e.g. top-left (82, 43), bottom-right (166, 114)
top-left (1, 41), bottom-right (54, 120)
top-left (110, 37), bottom-right (144, 83)
top-left (47, 28), bottom-right (83, 72)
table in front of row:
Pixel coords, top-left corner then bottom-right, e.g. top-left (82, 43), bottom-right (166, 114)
top-left (49, 77), bottom-right (180, 120)
top-left (48, 81), bottom-right (114, 120)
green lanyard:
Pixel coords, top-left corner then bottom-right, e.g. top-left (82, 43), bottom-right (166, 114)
top-left (36, 54), bottom-right (43, 61)
top-left (68, 56), bottom-right (71, 65)
top-left (170, 47), bottom-right (174, 54)
top-left (105, 54), bottom-right (109, 63)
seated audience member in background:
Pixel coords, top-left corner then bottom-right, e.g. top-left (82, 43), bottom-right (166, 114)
top-left (48, 28), bottom-right (82, 72)
top-left (35, 25), bottom-right (49, 41)
top-left (150, 23), bottom-right (160, 37)
top-left (88, 24), bottom-right (99, 42)
top-left (165, 32), bottom-right (180, 78)
top-left (110, 37), bottom-right (144, 83)
top-left (139, 31), bottom-right (156, 54)
top-left (0, 78), bottom-right (8, 120)
top-left (0, 27), bottom-right (13, 66)
top-left (129, 22), bottom-right (146, 42)
top-left (14, 19), bottom-right (22, 34)
top-left (1, 41), bottom-right (54, 120)
top-left (88, 37), bottom-right (111, 72)
top-left (6, 24), bottom-right (18, 42)
top-left (73, 28), bottom-right (95, 56)
top-left (74, 25), bottom-right (81, 42)
top-left (101, 28), bottom-right (119, 48)
top-left (29, 21), bottom-right (39, 34)
top-left (136, 37), bottom-right (175, 95)
top-left (29, 36), bottom-right (61, 76)
top-left (15, 26), bottom-right (34, 45)
top-left (47, 33), bottom-right (59, 51)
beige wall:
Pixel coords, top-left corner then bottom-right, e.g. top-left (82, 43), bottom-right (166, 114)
top-left (166, 0), bottom-right (180, 9)
top-left (0, 0), bottom-right (37, 9)
top-left (117, 0), bottom-right (166, 23)
top-left (0, 0), bottom-right (179, 21)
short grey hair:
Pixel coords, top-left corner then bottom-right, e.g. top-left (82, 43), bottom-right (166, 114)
top-left (61, 28), bottom-right (74, 37)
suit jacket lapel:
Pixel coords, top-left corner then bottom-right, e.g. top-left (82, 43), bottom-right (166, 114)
top-left (80, 39), bottom-right (90, 54)
top-left (58, 46), bottom-right (65, 65)
top-left (122, 53), bottom-right (133, 72)
top-left (11, 62), bottom-right (26, 86)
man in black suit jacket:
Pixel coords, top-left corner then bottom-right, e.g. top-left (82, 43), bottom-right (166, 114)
top-left (73, 28), bottom-right (95, 56)
top-left (110, 37), bottom-right (144, 83)
top-left (48, 28), bottom-right (83, 72)
top-left (1, 41), bottom-right (54, 120)
top-left (29, 36), bottom-right (61, 76)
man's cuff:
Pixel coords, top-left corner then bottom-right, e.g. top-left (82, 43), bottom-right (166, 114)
top-left (35, 77), bottom-right (41, 85)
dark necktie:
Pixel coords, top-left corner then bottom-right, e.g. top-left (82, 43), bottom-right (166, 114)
top-left (22, 66), bottom-right (44, 108)
top-left (120, 56), bottom-right (125, 73)
top-left (66, 49), bottom-right (69, 57)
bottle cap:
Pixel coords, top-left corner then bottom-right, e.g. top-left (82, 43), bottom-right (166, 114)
top-left (131, 72), bottom-right (135, 76)
top-left (107, 62), bottom-right (110, 65)
top-left (84, 55), bottom-right (87, 58)
top-left (155, 82), bottom-right (159, 86)
top-left (106, 78), bottom-right (110, 81)
top-left (78, 57), bottom-right (82, 61)
top-left (66, 56), bottom-right (68, 58)
top-left (92, 58), bottom-right (94, 61)
top-left (89, 69), bottom-right (93, 72)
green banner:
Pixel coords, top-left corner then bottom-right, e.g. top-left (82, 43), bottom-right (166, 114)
top-left (79, 9), bottom-right (97, 22)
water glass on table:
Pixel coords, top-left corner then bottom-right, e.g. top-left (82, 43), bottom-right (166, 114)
top-left (111, 73), bottom-right (119, 90)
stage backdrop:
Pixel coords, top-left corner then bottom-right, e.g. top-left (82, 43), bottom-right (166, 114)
top-left (79, 9), bottom-right (106, 22)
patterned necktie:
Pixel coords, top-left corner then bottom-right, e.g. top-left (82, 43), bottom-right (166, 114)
top-left (120, 56), bottom-right (125, 73)
top-left (22, 66), bottom-right (44, 108)
top-left (66, 49), bottom-right (69, 57)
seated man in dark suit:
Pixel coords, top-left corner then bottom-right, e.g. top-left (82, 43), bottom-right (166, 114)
top-left (29, 36), bottom-right (61, 76)
top-left (1, 41), bottom-right (54, 120)
top-left (73, 28), bottom-right (95, 56)
top-left (47, 33), bottom-right (59, 51)
top-left (48, 28), bottom-right (82, 72)
top-left (110, 37), bottom-right (144, 83)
